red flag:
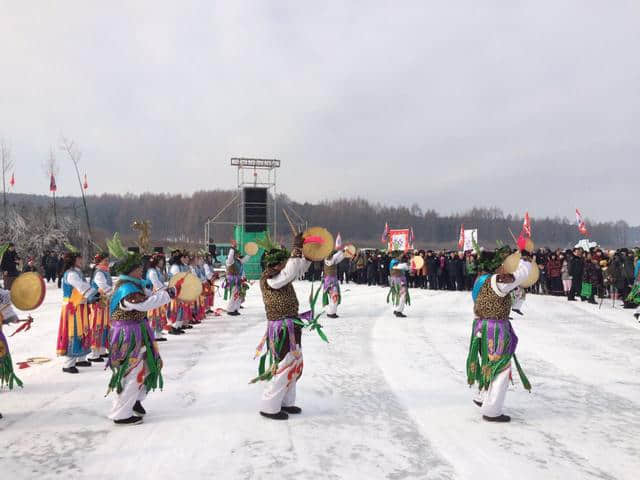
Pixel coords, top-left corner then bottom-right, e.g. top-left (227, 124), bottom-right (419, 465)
top-left (50, 174), bottom-right (57, 192)
top-left (457, 224), bottom-right (465, 250)
top-left (83, 174), bottom-right (88, 190)
top-left (9, 172), bottom-right (15, 187)
top-left (576, 209), bottom-right (589, 236)
top-left (380, 222), bottom-right (389, 243)
top-left (522, 212), bottom-right (531, 238)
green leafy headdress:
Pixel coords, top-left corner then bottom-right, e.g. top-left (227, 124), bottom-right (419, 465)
top-left (107, 233), bottom-right (143, 275)
top-left (473, 238), bottom-right (512, 273)
top-left (255, 233), bottom-right (289, 268)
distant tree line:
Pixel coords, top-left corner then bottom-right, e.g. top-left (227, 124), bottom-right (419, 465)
top-left (5, 191), bottom-right (639, 250)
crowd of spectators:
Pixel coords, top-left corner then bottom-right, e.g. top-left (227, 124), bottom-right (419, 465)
top-left (0, 246), bottom-right (66, 290)
top-left (304, 246), bottom-right (640, 307)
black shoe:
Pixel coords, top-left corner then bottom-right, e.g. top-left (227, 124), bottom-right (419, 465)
top-left (62, 367), bottom-right (79, 374)
top-left (228, 311), bottom-right (240, 316)
top-left (568, 298), bottom-right (577, 301)
top-left (133, 401), bottom-right (146, 416)
top-left (88, 357), bottom-right (104, 363)
top-left (156, 337), bottom-right (168, 342)
top-left (183, 325), bottom-right (193, 329)
top-left (281, 406), bottom-right (302, 414)
top-left (168, 327), bottom-right (183, 335)
top-left (206, 309), bottom-right (213, 314)
top-left (259, 411), bottom-right (289, 420)
top-left (76, 361), bottom-right (92, 367)
top-left (473, 400), bottom-right (483, 407)
top-left (240, 306), bottom-right (244, 309)
top-left (634, 312), bottom-right (640, 320)
top-left (483, 414), bottom-right (511, 423)
top-left (100, 353), bottom-right (109, 358)
top-left (114, 416), bottom-right (143, 426)
top-left (0, 412), bottom-right (2, 419)
top-left (326, 314), bottom-right (339, 319)
top-left (396, 312), bottom-right (407, 318)
top-left (512, 309), bottom-right (523, 316)
top-left (393, 311), bottom-right (399, 316)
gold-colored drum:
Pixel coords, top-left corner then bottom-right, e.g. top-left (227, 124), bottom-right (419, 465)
top-left (302, 227), bottom-right (334, 261)
top-left (343, 244), bottom-right (357, 259)
top-left (10, 272), bottom-right (46, 311)
top-left (244, 242), bottom-right (259, 256)
top-left (169, 272), bottom-right (203, 302)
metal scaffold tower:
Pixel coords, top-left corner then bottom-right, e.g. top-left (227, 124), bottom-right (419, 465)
top-left (204, 158), bottom-right (280, 278)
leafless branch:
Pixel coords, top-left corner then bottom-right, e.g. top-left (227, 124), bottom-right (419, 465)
top-left (43, 147), bottom-right (60, 178)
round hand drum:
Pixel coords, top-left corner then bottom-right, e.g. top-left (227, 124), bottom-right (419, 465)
top-left (412, 256), bottom-right (424, 270)
top-left (343, 244), bottom-right (357, 259)
top-left (169, 272), bottom-right (203, 302)
top-left (10, 272), bottom-right (46, 311)
top-left (244, 242), bottom-right (259, 256)
top-left (302, 227), bottom-right (334, 261)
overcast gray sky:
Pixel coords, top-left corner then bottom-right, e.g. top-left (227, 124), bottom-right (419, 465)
top-left (1, 1), bottom-right (638, 223)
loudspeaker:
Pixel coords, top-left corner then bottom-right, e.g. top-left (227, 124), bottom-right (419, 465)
top-left (244, 187), bottom-right (267, 232)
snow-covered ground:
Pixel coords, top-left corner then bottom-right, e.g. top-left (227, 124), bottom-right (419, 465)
top-left (1, 282), bottom-right (639, 480)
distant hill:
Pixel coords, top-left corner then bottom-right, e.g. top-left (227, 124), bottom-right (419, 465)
top-left (6, 191), bottom-right (639, 250)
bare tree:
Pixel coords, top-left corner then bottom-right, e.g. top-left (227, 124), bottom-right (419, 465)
top-left (60, 136), bottom-right (92, 245)
top-left (43, 147), bottom-right (60, 227)
top-left (0, 138), bottom-right (14, 233)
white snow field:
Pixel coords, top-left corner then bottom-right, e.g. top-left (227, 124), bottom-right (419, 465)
top-left (1, 282), bottom-right (639, 480)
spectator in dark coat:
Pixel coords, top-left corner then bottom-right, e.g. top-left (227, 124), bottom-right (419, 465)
top-left (426, 251), bottom-right (439, 290)
top-left (437, 252), bottom-right (448, 290)
top-left (1, 243), bottom-right (20, 289)
top-left (366, 254), bottom-right (378, 286)
top-left (568, 249), bottom-right (584, 301)
top-left (56, 253), bottom-right (65, 288)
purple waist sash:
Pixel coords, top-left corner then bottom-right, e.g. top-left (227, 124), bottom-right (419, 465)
top-left (224, 274), bottom-right (241, 288)
top-left (472, 318), bottom-right (518, 357)
top-left (323, 275), bottom-right (338, 291)
top-left (267, 311), bottom-right (312, 354)
top-left (108, 319), bottom-right (156, 367)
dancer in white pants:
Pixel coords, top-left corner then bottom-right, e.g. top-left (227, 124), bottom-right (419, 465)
top-left (323, 248), bottom-right (345, 318)
top-left (388, 255), bottom-right (410, 317)
top-left (224, 242), bottom-right (251, 316)
top-left (466, 242), bottom-right (535, 423)
top-left (253, 232), bottom-right (313, 420)
top-left (106, 251), bottom-right (175, 426)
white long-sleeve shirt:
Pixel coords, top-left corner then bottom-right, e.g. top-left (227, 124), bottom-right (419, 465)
top-left (67, 268), bottom-right (97, 299)
top-left (325, 250), bottom-right (345, 267)
top-left (491, 259), bottom-right (533, 297)
top-left (169, 264), bottom-right (183, 278)
top-left (147, 268), bottom-right (165, 291)
top-left (266, 257), bottom-right (311, 290)
top-left (121, 290), bottom-right (171, 312)
top-left (392, 262), bottom-right (410, 272)
top-left (203, 263), bottom-right (214, 280)
top-left (92, 269), bottom-right (113, 295)
top-left (227, 247), bottom-right (251, 267)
